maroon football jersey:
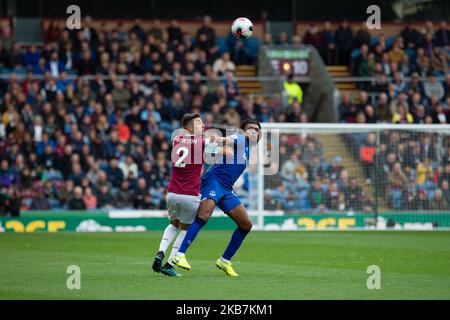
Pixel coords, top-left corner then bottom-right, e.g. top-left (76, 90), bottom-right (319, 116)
top-left (166, 134), bottom-right (205, 196)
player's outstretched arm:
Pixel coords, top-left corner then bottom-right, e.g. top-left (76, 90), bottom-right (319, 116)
top-left (205, 136), bottom-right (235, 158)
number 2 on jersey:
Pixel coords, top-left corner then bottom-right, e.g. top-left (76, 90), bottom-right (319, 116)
top-left (174, 146), bottom-right (189, 168)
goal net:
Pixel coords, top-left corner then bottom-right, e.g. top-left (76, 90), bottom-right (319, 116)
top-left (242, 123), bottom-right (450, 231)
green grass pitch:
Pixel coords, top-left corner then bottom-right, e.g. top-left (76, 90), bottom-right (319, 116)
top-left (0, 231), bottom-right (449, 299)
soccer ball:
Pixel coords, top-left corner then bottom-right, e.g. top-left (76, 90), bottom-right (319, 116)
top-left (231, 17), bottom-right (253, 40)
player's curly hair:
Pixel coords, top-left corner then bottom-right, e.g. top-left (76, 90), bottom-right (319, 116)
top-left (240, 119), bottom-right (261, 131)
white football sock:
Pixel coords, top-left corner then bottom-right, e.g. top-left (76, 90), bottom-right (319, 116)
top-left (220, 257), bottom-right (230, 263)
top-left (158, 224), bottom-right (178, 254)
top-left (168, 230), bottom-right (187, 265)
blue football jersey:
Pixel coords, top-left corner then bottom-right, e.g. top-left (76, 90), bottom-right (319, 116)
top-left (201, 134), bottom-right (249, 189)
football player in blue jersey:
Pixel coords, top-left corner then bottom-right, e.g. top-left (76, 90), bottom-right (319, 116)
top-left (172, 119), bottom-right (261, 276)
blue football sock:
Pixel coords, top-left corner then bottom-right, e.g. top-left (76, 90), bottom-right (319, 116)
top-left (222, 228), bottom-right (250, 261)
top-left (178, 218), bottom-right (206, 254)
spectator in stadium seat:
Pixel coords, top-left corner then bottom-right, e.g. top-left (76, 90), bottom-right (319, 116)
top-left (355, 90), bottom-right (369, 113)
top-left (416, 51), bottom-right (432, 79)
top-left (0, 41), bottom-right (10, 68)
top-left (364, 105), bottom-right (379, 123)
top-left (407, 73), bottom-right (425, 98)
top-left (129, 19), bottom-right (146, 42)
top-left (355, 111), bottom-right (367, 124)
top-left (114, 116), bottom-right (130, 143)
top-left (431, 189), bottom-right (449, 211)
top-left (416, 158), bottom-right (433, 187)
top-left (354, 22), bottom-right (371, 49)
top-left (308, 179), bottom-right (326, 212)
top-left (43, 20), bottom-right (60, 44)
top-left (133, 177), bottom-right (150, 209)
top-left (276, 32), bottom-right (289, 46)
top-left (422, 32), bottom-right (434, 57)
top-left (403, 177), bottom-right (418, 210)
top-left (291, 35), bottom-right (302, 46)
top-left (388, 162), bottom-right (407, 210)
top-left (281, 152), bottom-right (301, 183)
top-left (325, 182), bottom-right (344, 211)
top-left (119, 155), bottom-right (138, 180)
top-left (434, 21), bottom-right (450, 47)
top-left (96, 185), bottom-right (114, 209)
top-left (67, 186), bottom-right (87, 210)
top-left (0, 159), bottom-right (17, 188)
top-left (81, 16), bottom-right (99, 48)
top-left (374, 93), bottom-right (390, 122)
top-left (56, 179), bottom-right (74, 208)
top-left (106, 158), bottom-right (124, 188)
top-left (307, 155), bottom-right (325, 183)
top-left (430, 47), bottom-right (448, 75)
top-left (353, 44), bottom-right (370, 77)
top-left (83, 187), bottom-right (97, 210)
top-left (441, 180), bottom-right (450, 206)
top-left (113, 180), bottom-right (134, 209)
top-left (322, 21), bottom-right (338, 65)
top-left (412, 104), bottom-right (429, 124)
top-left (303, 140), bottom-right (321, 164)
top-left (345, 177), bottom-right (363, 211)
top-left (24, 45), bottom-right (41, 68)
top-left (45, 51), bottom-right (65, 78)
top-left (111, 80), bottom-right (131, 112)
top-left (285, 100), bottom-right (302, 122)
top-left (415, 189), bottom-right (430, 210)
top-left (196, 15), bottom-right (216, 51)
top-left (30, 191), bottom-right (51, 210)
top-left (261, 32), bottom-right (273, 46)
top-left (303, 24), bottom-right (324, 55)
top-left (439, 164), bottom-right (450, 185)
top-left (212, 52), bottom-right (235, 76)
top-left (401, 23), bottom-right (422, 49)
top-left (388, 38), bottom-right (407, 65)
top-left (432, 104), bottom-right (449, 124)
top-left (334, 20), bottom-right (353, 65)
top-left (167, 20), bottom-right (183, 45)
top-left (9, 42), bottom-right (24, 68)
top-left (392, 104), bottom-right (413, 124)
top-left (148, 20), bottom-right (163, 41)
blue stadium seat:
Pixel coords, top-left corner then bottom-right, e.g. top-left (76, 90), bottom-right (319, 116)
top-left (0, 67), bottom-right (11, 74)
top-left (385, 36), bottom-right (396, 49)
top-left (405, 48), bottom-right (416, 63)
top-left (350, 48), bottom-right (361, 60)
top-left (67, 69), bottom-right (77, 76)
top-left (370, 36), bottom-right (379, 47)
top-left (245, 37), bottom-right (261, 59)
top-left (216, 36), bottom-right (229, 54)
top-left (12, 67), bottom-right (27, 75)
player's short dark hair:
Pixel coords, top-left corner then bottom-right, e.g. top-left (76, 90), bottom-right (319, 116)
top-left (240, 119), bottom-right (261, 131)
top-left (182, 113), bottom-right (201, 128)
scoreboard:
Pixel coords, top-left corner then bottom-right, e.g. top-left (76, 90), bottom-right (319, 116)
top-left (266, 47), bottom-right (311, 76)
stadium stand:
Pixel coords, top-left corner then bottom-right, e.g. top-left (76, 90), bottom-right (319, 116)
top-left (0, 17), bottom-right (449, 213)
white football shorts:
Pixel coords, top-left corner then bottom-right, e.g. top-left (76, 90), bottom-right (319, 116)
top-left (166, 192), bottom-right (201, 225)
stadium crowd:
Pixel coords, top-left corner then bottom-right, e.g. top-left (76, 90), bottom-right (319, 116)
top-left (1, 17), bottom-right (450, 213)
top-left (0, 16), bottom-right (311, 214)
